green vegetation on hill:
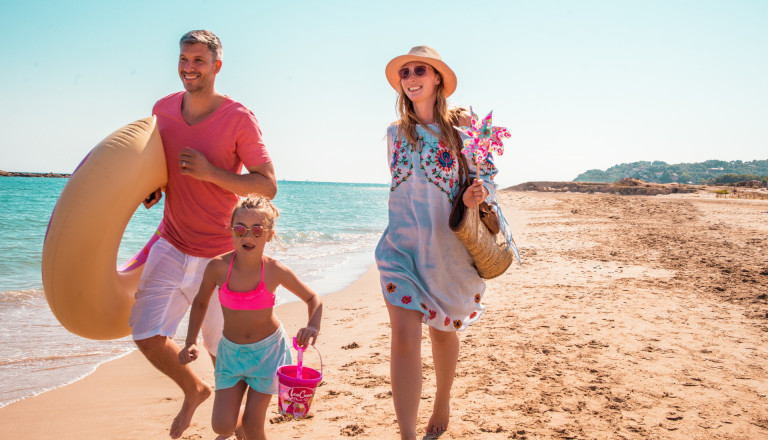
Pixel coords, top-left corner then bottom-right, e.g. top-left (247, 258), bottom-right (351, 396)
top-left (574, 160), bottom-right (768, 184)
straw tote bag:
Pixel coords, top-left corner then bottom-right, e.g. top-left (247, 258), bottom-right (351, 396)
top-left (448, 153), bottom-right (515, 279)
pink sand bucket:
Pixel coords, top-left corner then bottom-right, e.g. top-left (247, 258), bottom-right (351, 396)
top-left (276, 338), bottom-right (323, 419)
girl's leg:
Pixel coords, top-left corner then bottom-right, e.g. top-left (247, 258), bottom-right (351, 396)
top-left (385, 301), bottom-right (425, 440)
top-left (426, 327), bottom-right (459, 434)
top-left (240, 388), bottom-right (273, 440)
top-left (211, 381), bottom-right (247, 437)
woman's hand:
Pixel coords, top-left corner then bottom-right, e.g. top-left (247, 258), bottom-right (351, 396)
top-left (295, 326), bottom-right (319, 348)
top-left (178, 343), bottom-right (199, 365)
top-left (462, 178), bottom-right (488, 208)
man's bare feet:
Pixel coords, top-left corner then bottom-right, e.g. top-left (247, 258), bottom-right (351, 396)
top-left (425, 401), bottom-right (450, 435)
top-left (169, 382), bottom-right (212, 438)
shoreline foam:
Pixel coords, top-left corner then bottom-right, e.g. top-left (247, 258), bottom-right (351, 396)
top-left (0, 252), bottom-right (375, 409)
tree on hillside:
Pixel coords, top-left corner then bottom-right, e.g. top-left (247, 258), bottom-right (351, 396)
top-left (659, 170), bottom-right (674, 183)
top-left (573, 159), bottom-right (768, 184)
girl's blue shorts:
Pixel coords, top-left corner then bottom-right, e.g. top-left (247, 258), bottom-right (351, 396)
top-left (214, 325), bottom-right (292, 394)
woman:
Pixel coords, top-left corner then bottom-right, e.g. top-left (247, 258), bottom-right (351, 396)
top-left (375, 45), bottom-right (499, 439)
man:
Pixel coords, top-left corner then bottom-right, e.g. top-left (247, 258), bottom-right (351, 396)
top-left (133, 30), bottom-right (277, 439)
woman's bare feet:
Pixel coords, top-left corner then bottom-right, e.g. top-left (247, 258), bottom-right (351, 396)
top-left (425, 400), bottom-right (450, 435)
top-left (169, 382), bottom-right (212, 438)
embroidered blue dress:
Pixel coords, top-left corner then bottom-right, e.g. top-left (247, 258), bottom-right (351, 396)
top-left (375, 123), bottom-right (499, 331)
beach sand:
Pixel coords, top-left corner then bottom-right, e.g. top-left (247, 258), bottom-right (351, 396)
top-left (2, 190), bottom-right (767, 439)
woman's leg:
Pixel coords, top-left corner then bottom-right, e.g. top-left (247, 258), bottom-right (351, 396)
top-left (211, 381), bottom-right (247, 437)
top-left (240, 388), bottom-right (273, 440)
top-left (426, 327), bottom-right (459, 434)
top-left (386, 301), bottom-right (425, 440)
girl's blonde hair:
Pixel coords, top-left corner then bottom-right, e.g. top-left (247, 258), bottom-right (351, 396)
top-left (230, 195), bottom-right (279, 228)
top-left (395, 66), bottom-right (465, 155)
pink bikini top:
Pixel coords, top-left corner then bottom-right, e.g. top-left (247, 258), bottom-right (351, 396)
top-left (218, 255), bottom-right (276, 310)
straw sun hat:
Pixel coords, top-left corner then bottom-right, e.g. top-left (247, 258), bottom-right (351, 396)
top-left (385, 45), bottom-right (457, 97)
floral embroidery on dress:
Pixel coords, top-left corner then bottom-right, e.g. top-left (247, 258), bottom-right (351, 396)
top-left (420, 139), bottom-right (460, 202)
top-left (386, 283), bottom-right (397, 293)
top-left (453, 319), bottom-right (462, 329)
top-left (428, 310), bottom-right (437, 320)
top-left (420, 302), bottom-right (428, 311)
top-left (469, 311), bottom-right (477, 319)
top-left (401, 295), bottom-right (412, 304)
top-left (390, 139), bottom-right (414, 192)
top-left (444, 317), bottom-right (451, 326)
top-left (474, 293), bottom-right (481, 303)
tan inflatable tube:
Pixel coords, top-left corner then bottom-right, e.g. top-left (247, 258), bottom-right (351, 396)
top-left (42, 117), bottom-right (167, 339)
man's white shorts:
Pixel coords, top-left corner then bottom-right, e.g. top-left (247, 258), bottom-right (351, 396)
top-left (129, 238), bottom-right (224, 356)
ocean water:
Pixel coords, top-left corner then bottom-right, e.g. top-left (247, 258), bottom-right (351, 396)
top-left (0, 176), bottom-right (388, 407)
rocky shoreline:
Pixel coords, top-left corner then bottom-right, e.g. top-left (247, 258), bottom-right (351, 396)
top-left (0, 170), bottom-right (70, 178)
top-left (506, 179), bottom-right (702, 195)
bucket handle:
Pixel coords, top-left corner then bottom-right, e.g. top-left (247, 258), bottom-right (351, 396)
top-left (310, 344), bottom-right (323, 376)
top-left (292, 337), bottom-right (323, 376)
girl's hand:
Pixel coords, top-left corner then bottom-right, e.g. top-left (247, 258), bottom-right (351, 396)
top-left (178, 343), bottom-right (199, 365)
top-left (295, 326), bottom-right (319, 348)
top-left (462, 179), bottom-right (488, 208)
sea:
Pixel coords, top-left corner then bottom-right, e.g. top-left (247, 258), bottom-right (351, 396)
top-left (0, 176), bottom-right (389, 408)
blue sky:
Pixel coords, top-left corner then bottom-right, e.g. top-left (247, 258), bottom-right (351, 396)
top-left (2, 0), bottom-right (766, 187)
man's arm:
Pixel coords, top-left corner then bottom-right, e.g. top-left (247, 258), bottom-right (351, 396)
top-left (179, 147), bottom-right (277, 198)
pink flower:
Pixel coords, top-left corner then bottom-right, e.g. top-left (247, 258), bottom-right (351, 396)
top-left (401, 295), bottom-right (412, 305)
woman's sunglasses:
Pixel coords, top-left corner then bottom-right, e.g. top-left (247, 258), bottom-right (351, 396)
top-left (398, 65), bottom-right (430, 80)
top-left (231, 224), bottom-right (269, 238)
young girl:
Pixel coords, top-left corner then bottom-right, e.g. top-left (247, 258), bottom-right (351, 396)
top-left (376, 46), bottom-right (498, 439)
top-left (179, 195), bottom-right (322, 440)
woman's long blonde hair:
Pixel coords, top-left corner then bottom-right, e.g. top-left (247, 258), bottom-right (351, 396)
top-left (395, 67), bottom-right (464, 155)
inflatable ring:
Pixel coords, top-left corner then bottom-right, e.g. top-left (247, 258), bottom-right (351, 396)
top-left (42, 117), bottom-right (167, 339)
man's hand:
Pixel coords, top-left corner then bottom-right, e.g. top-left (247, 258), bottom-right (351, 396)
top-left (143, 188), bottom-right (163, 208)
top-left (179, 148), bottom-right (215, 181)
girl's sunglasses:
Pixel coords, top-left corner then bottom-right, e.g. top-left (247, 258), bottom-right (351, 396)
top-left (231, 224), bottom-right (269, 238)
top-left (398, 65), bottom-right (430, 80)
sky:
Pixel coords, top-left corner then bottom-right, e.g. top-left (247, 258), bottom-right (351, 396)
top-left (1, 0), bottom-right (766, 187)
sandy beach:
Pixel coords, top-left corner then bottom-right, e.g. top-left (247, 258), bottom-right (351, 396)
top-left (2, 189), bottom-right (767, 439)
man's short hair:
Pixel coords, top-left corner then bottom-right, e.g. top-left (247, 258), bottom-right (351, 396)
top-left (180, 30), bottom-right (223, 61)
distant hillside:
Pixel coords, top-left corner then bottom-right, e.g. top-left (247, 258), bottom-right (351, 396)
top-left (574, 160), bottom-right (768, 184)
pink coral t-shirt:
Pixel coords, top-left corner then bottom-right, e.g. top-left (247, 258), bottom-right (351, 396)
top-left (153, 92), bottom-right (271, 258)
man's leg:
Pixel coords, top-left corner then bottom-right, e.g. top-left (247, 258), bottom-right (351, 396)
top-left (135, 335), bottom-right (212, 439)
top-left (130, 239), bottom-right (213, 439)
